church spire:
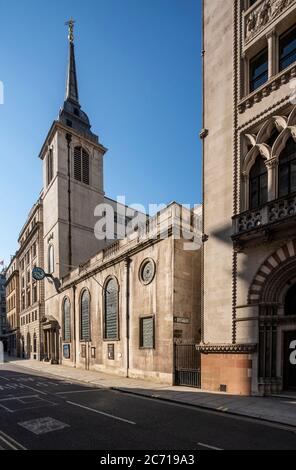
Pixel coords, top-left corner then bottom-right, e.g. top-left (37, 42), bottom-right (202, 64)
top-left (58, 19), bottom-right (99, 143)
top-left (65, 18), bottom-right (79, 104)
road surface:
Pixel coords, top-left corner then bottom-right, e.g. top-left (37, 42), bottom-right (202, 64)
top-left (0, 363), bottom-right (295, 450)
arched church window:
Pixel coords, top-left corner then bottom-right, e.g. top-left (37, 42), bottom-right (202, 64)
top-left (63, 298), bottom-right (71, 342)
top-left (104, 278), bottom-right (119, 340)
top-left (278, 138), bottom-right (296, 198)
top-left (249, 156), bottom-right (268, 209)
top-left (285, 284), bottom-right (296, 316)
top-left (80, 289), bottom-right (90, 341)
top-left (48, 244), bottom-right (54, 274)
top-left (74, 146), bottom-right (89, 185)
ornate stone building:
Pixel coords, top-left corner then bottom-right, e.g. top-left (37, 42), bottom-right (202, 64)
top-left (201, 0), bottom-right (296, 395)
top-left (0, 271), bottom-right (7, 346)
top-left (18, 200), bottom-right (45, 360)
top-left (5, 255), bottom-right (20, 357)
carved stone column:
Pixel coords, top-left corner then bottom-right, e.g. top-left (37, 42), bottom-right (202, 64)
top-left (242, 172), bottom-right (249, 212)
top-left (265, 158), bottom-right (278, 201)
top-left (266, 29), bottom-right (278, 79)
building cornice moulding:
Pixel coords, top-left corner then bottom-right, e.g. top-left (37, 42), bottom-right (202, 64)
top-left (196, 343), bottom-right (257, 354)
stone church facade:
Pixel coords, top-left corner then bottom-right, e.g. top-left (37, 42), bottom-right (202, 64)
top-left (201, 0), bottom-right (296, 395)
top-left (10, 21), bottom-right (202, 384)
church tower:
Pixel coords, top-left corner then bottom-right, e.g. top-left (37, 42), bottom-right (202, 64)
top-left (39, 19), bottom-right (107, 282)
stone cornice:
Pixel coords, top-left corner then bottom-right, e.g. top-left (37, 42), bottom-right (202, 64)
top-left (196, 343), bottom-right (257, 354)
top-left (39, 121), bottom-right (108, 161)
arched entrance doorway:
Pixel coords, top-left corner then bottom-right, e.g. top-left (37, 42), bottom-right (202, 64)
top-left (249, 242), bottom-right (296, 394)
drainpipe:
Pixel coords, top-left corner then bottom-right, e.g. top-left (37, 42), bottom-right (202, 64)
top-left (125, 257), bottom-right (131, 378)
top-left (72, 285), bottom-right (76, 368)
top-left (66, 133), bottom-right (72, 272)
top-left (201, 0), bottom-right (206, 344)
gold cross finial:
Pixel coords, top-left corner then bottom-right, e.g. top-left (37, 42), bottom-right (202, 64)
top-left (65, 17), bottom-right (75, 43)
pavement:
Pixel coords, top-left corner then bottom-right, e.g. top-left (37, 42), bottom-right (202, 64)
top-left (0, 362), bottom-right (296, 450)
top-left (4, 356), bottom-right (296, 429)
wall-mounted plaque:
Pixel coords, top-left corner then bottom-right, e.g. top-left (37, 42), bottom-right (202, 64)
top-left (174, 316), bottom-right (190, 325)
top-left (81, 344), bottom-right (86, 359)
top-left (63, 344), bottom-right (70, 359)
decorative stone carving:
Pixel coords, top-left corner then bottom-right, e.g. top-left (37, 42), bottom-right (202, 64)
top-left (236, 209), bottom-right (263, 234)
top-left (245, 0), bottom-right (296, 43)
top-left (239, 65), bottom-right (296, 114)
top-left (268, 194), bottom-right (296, 222)
top-left (139, 258), bottom-right (156, 285)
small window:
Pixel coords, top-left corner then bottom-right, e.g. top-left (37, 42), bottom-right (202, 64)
top-left (48, 245), bottom-right (54, 274)
top-left (250, 49), bottom-right (268, 92)
top-left (66, 119), bottom-right (73, 128)
top-left (33, 333), bottom-right (37, 354)
top-left (279, 26), bottom-right (296, 72)
top-left (26, 289), bottom-right (31, 308)
top-left (47, 148), bottom-right (54, 186)
top-left (140, 316), bottom-right (155, 349)
top-left (249, 156), bottom-right (268, 209)
top-left (32, 284), bottom-right (37, 304)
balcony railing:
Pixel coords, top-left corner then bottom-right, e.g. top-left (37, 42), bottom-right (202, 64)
top-left (233, 191), bottom-right (296, 238)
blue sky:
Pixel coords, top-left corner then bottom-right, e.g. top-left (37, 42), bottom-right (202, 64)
top-left (0, 0), bottom-right (202, 265)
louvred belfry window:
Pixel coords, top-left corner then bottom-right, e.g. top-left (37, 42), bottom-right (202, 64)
top-left (80, 290), bottom-right (90, 341)
top-left (74, 146), bottom-right (90, 185)
top-left (104, 279), bottom-right (119, 340)
top-left (82, 149), bottom-right (89, 185)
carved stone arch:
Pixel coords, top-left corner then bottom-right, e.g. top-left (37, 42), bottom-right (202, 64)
top-left (242, 144), bottom-right (270, 175)
top-left (244, 133), bottom-right (256, 148)
top-left (256, 116), bottom-right (287, 145)
top-left (248, 240), bottom-right (296, 304)
top-left (272, 126), bottom-right (296, 159)
top-left (287, 106), bottom-right (296, 127)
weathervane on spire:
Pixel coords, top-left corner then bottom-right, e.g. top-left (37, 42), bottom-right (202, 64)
top-left (65, 17), bottom-right (75, 43)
